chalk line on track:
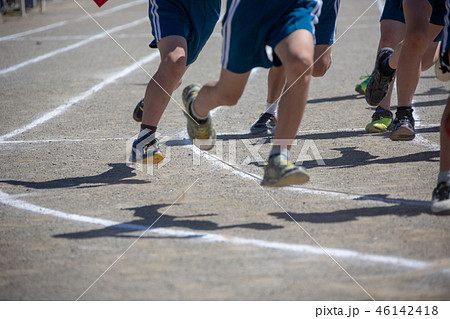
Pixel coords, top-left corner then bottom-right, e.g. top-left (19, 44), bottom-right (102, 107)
top-left (0, 188), bottom-right (444, 273)
top-left (0, 18), bottom-right (147, 76)
top-left (0, 52), bottom-right (159, 142)
top-left (0, 0), bottom-right (147, 42)
top-left (0, 0), bottom-right (446, 288)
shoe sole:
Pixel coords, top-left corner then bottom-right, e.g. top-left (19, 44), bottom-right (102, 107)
top-left (355, 85), bottom-right (365, 95)
top-left (435, 61), bottom-right (450, 82)
top-left (132, 99), bottom-right (144, 122)
top-left (365, 125), bottom-right (387, 133)
top-left (261, 170), bottom-right (310, 187)
top-left (144, 152), bottom-right (164, 164)
top-left (130, 152), bottom-right (164, 164)
top-left (250, 128), bottom-right (271, 135)
top-left (390, 125), bottom-right (415, 141)
top-left (431, 199), bottom-right (450, 215)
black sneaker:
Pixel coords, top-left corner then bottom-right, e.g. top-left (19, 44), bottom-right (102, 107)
top-left (365, 48), bottom-right (395, 106)
top-left (431, 182), bottom-right (450, 215)
top-left (250, 112), bottom-right (277, 135)
top-left (390, 108), bottom-right (415, 141)
top-left (132, 98), bottom-right (144, 122)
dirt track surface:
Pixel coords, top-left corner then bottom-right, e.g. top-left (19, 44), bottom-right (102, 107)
top-left (1, 0), bottom-right (449, 301)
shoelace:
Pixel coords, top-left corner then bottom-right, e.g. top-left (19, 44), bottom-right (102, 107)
top-left (372, 110), bottom-right (392, 121)
top-left (196, 125), bottom-right (211, 139)
top-left (434, 183), bottom-right (450, 200)
top-left (257, 113), bottom-right (275, 124)
top-left (359, 74), bottom-right (371, 83)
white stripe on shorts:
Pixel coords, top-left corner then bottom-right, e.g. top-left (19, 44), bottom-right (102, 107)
top-left (311, 0), bottom-right (323, 25)
top-left (332, 0), bottom-right (340, 43)
top-left (149, 0), bottom-right (161, 42)
top-left (222, 0), bottom-right (241, 69)
top-left (443, 0), bottom-right (450, 55)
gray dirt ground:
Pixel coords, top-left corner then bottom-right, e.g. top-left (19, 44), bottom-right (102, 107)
top-left (0, 0), bottom-right (449, 301)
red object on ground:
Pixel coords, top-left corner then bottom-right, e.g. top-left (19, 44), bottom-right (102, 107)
top-left (93, 0), bottom-right (109, 7)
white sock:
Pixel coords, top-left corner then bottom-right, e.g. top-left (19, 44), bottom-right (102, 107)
top-left (438, 170), bottom-right (450, 185)
top-left (265, 102), bottom-right (278, 116)
top-left (270, 147), bottom-right (290, 159)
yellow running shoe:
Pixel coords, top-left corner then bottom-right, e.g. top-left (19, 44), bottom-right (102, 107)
top-left (261, 154), bottom-right (309, 187)
top-left (182, 84), bottom-right (216, 150)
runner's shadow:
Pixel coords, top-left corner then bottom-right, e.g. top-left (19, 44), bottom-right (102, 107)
top-left (248, 147), bottom-right (438, 169)
top-left (296, 129), bottom-right (366, 140)
top-left (410, 98), bottom-right (449, 108)
top-left (307, 93), bottom-right (364, 104)
top-left (297, 148), bottom-right (438, 169)
top-left (269, 203), bottom-right (424, 224)
top-left (0, 163), bottom-right (149, 189)
top-left (54, 203), bottom-right (283, 239)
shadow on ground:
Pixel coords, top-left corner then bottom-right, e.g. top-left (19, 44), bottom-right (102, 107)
top-left (269, 203), bottom-right (425, 224)
top-left (0, 163), bottom-right (149, 189)
top-left (54, 203), bottom-right (283, 239)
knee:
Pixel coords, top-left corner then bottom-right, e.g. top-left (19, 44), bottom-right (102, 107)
top-left (312, 59), bottom-right (330, 77)
top-left (162, 52), bottom-right (187, 79)
top-left (285, 55), bottom-right (314, 79)
top-left (405, 30), bottom-right (429, 53)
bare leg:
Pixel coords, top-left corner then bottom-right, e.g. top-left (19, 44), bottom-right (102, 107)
top-left (141, 36), bottom-right (188, 127)
top-left (267, 66), bottom-right (285, 104)
top-left (272, 29), bottom-right (314, 150)
top-left (377, 19), bottom-right (405, 110)
top-left (421, 41), bottom-right (440, 71)
top-left (193, 68), bottom-right (250, 117)
top-left (312, 44), bottom-right (332, 77)
top-left (441, 96), bottom-right (450, 172)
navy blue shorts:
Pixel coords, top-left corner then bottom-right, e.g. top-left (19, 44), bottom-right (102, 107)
top-left (381, 0), bottom-right (443, 41)
top-left (442, 0), bottom-right (449, 55)
top-left (221, 0), bottom-right (322, 73)
top-left (148, 0), bottom-right (221, 65)
top-left (315, 0), bottom-right (340, 45)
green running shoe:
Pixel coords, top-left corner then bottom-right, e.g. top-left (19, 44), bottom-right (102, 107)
top-left (365, 106), bottom-right (393, 133)
top-left (182, 84), bottom-right (216, 150)
top-left (261, 154), bottom-right (309, 187)
top-left (355, 74), bottom-right (372, 95)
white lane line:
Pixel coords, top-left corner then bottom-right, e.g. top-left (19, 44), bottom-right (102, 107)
top-left (187, 142), bottom-right (431, 208)
top-left (0, 18), bottom-right (147, 76)
top-left (0, 52), bottom-right (159, 142)
top-left (412, 104), bottom-right (440, 150)
top-left (0, 188), bottom-right (439, 272)
top-left (0, 138), bottom-right (127, 144)
top-left (0, 21), bottom-right (69, 42)
top-left (0, 124), bottom-right (440, 145)
top-left (8, 34), bottom-right (150, 41)
top-left (0, 0), bottom-right (146, 42)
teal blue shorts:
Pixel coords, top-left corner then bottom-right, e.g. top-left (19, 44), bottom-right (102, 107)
top-left (221, 0), bottom-right (322, 73)
top-left (148, 0), bottom-right (221, 65)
